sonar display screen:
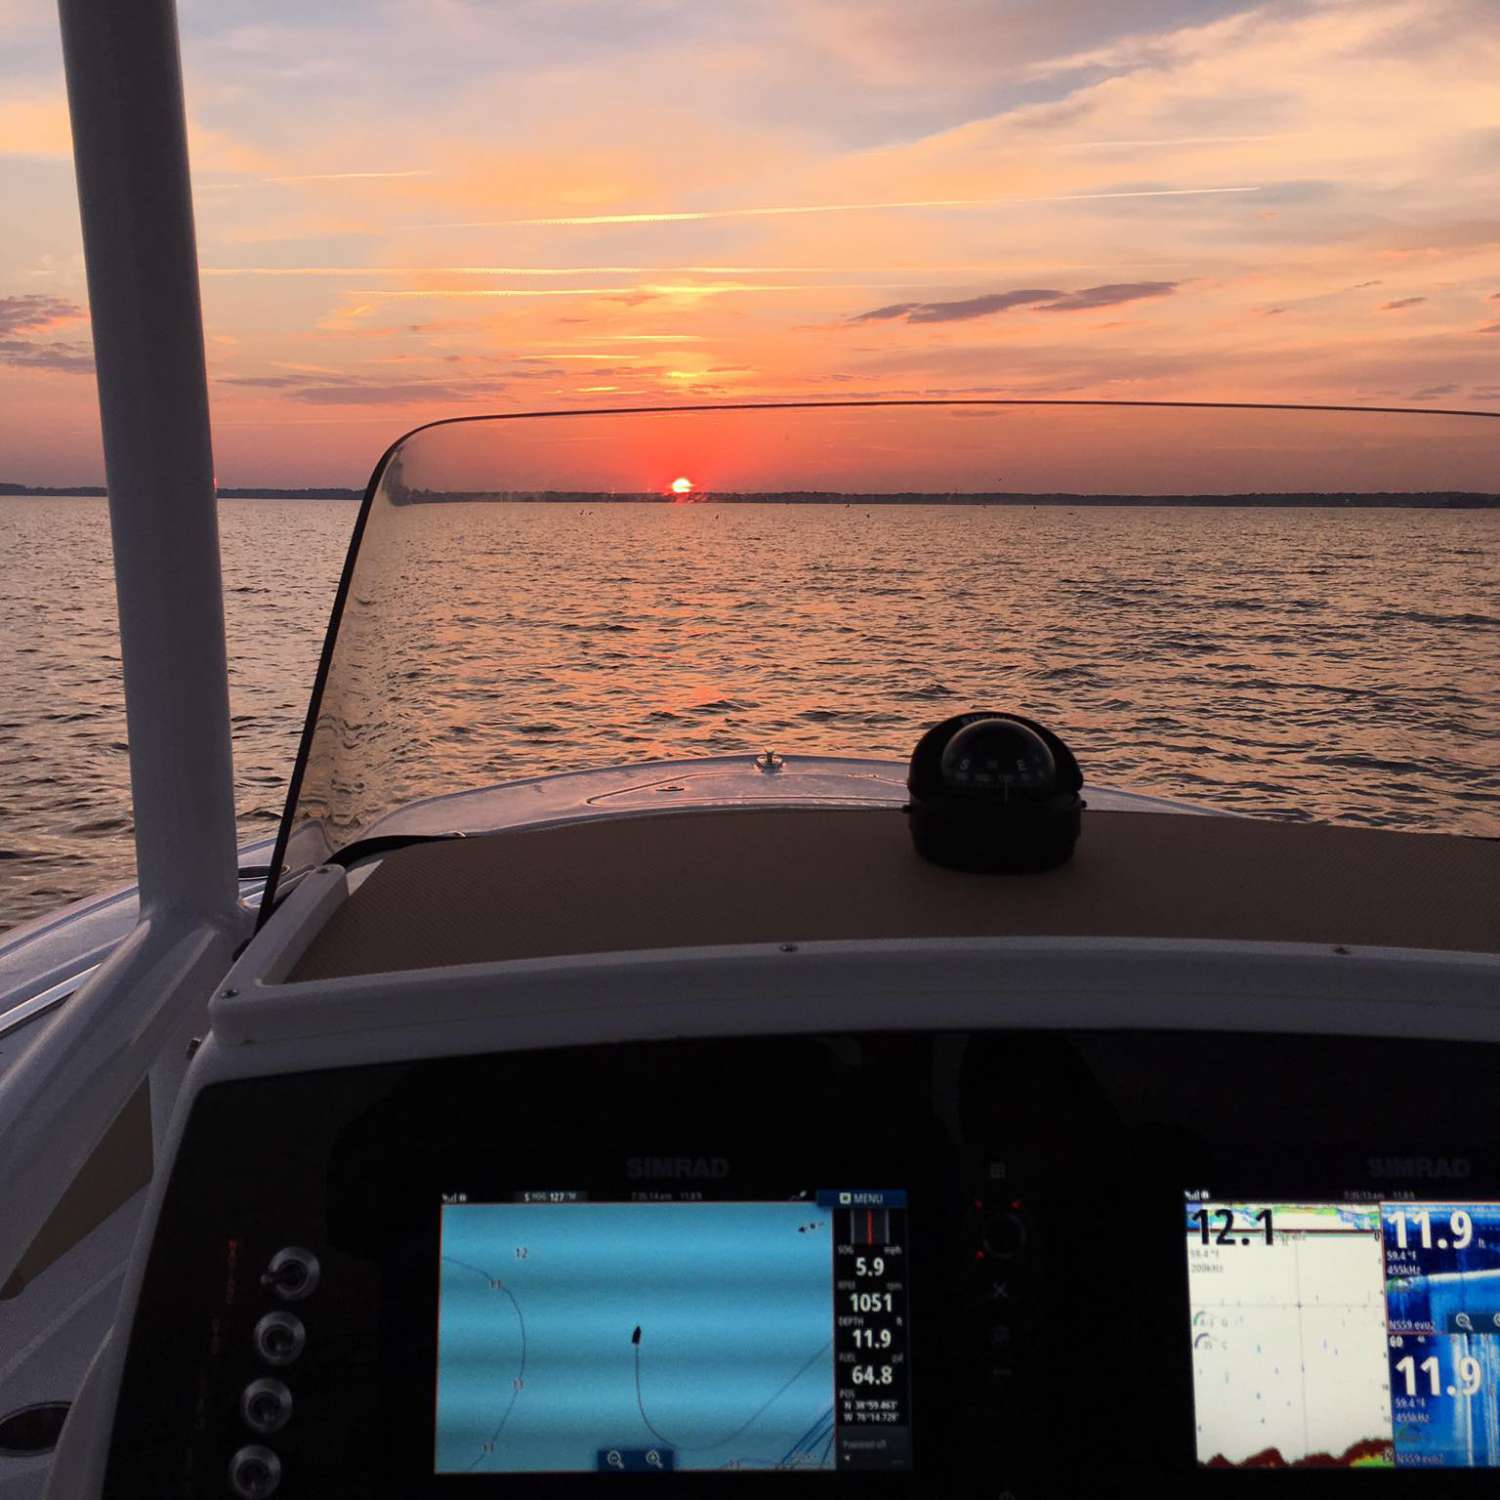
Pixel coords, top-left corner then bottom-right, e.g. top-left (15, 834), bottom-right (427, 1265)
top-left (1186, 1197), bottom-right (1500, 1470)
top-left (435, 1192), bottom-right (911, 1474)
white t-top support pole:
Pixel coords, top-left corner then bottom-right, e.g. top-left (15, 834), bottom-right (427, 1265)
top-left (57, 0), bottom-right (240, 924)
top-left (0, 0), bottom-right (245, 1304)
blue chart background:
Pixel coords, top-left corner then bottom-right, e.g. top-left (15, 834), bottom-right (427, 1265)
top-left (435, 1202), bottom-right (835, 1473)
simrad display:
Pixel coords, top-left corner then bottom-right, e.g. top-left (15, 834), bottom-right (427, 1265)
top-left (435, 1190), bottom-right (912, 1475)
top-left (1186, 1194), bottom-right (1500, 1469)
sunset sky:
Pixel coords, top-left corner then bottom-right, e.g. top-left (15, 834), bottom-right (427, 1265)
top-left (2, 0), bottom-right (1498, 486)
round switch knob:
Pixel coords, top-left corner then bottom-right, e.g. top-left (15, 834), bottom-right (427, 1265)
top-left (253, 1312), bottom-right (305, 1367)
top-left (983, 1212), bottom-right (1028, 1258)
top-left (262, 1247), bottom-right (320, 1302)
top-left (228, 1444), bottom-right (282, 1498)
top-left (241, 1378), bottom-right (292, 1435)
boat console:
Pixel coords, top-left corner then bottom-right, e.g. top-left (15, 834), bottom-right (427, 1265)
top-left (67, 725), bottom-right (1500, 1498)
top-left (101, 1025), bottom-right (1500, 1496)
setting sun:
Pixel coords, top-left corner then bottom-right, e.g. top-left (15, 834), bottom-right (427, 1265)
top-left (670, 476), bottom-right (694, 496)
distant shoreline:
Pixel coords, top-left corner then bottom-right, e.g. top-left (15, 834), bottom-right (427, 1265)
top-left (391, 488), bottom-right (1500, 509)
top-left (0, 484), bottom-right (364, 500)
top-left (3, 484), bottom-right (1498, 508)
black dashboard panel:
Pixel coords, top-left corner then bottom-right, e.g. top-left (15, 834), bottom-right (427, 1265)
top-left (105, 1032), bottom-right (1500, 1497)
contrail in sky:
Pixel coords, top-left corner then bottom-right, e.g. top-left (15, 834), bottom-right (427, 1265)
top-left (196, 170), bottom-right (433, 193)
top-left (1060, 135), bottom-right (1293, 150)
top-left (200, 261), bottom-right (1179, 278)
top-left (370, 287), bottom-right (649, 298)
top-left (415, 184), bottom-right (1260, 229)
top-left (264, 169), bottom-right (433, 183)
top-left (367, 284), bottom-right (887, 299)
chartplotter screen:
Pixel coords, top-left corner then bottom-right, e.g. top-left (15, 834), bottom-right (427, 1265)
top-left (435, 1192), bottom-right (912, 1475)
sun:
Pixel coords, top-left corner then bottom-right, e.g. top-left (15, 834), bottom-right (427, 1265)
top-left (670, 476), bottom-right (694, 496)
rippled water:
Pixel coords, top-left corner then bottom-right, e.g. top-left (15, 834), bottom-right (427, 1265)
top-left (2, 495), bottom-right (1497, 934)
top-left (1, 498), bottom-right (349, 933)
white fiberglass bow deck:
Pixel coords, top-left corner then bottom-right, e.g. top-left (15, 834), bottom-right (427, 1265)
top-left (0, 756), bottom-right (1211, 1055)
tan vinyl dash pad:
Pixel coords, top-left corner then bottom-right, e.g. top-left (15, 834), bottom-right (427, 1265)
top-left (285, 808), bottom-right (1500, 982)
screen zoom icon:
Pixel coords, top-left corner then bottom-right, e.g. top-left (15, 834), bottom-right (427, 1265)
top-left (598, 1449), bottom-right (676, 1472)
top-left (1445, 1311), bottom-right (1500, 1334)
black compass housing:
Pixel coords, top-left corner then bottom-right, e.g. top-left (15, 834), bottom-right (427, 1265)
top-left (906, 711), bottom-right (1085, 873)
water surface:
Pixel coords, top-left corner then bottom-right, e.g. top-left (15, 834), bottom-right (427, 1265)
top-left (1, 496), bottom-right (1496, 933)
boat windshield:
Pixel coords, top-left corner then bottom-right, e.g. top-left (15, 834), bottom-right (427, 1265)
top-left (266, 400), bottom-right (1498, 905)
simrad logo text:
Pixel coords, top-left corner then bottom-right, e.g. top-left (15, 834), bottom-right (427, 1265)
top-left (1368, 1156), bottom-right (1472, 1180)
top-left (626, 1156), bottom-right (731, 1180)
